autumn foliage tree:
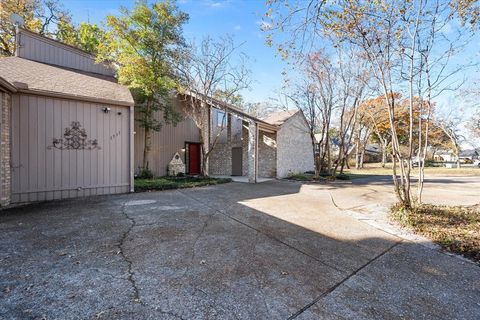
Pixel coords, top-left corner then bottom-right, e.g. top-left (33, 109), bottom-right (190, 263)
top-left (0, 0), bottom-right (71, 56)
top-left (98, 1), bottom-right (188, 170)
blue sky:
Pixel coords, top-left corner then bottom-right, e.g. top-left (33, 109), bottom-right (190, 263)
top-left (62, 0), bottom-right (479, 145)
top-left (62, 0), bottom-right (287, 104)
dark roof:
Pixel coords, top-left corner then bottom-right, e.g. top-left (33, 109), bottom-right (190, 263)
top-left (0, 57), bottom-right (133, 106)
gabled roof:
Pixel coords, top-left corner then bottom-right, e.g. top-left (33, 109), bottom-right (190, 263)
top-left (261, 109), bottom-right (299, 126)
top-left (0, 57), bottom-right (133, 106)
top-left (179, 91), bottom-right (278, 132)
top-left (459, 148), bottom-right (480, 157)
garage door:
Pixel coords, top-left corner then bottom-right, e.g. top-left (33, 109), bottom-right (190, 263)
top-left (11, 94), bottom-right (131, 203)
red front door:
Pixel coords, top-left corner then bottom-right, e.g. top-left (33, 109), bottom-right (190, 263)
top-left (188, 143), bottom-right (201, 175)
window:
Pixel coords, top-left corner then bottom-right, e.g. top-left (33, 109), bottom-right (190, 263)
top-left (216, 110), bottom-right (226, 127)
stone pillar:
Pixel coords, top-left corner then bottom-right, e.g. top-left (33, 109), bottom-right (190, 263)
top-left (0, 91), bottom-right (11, 206)
top-left (247, 121), bottom-right (257, 183)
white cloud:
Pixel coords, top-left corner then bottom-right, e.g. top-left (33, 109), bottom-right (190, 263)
top-left (202, 0), bottom-right (230, 9)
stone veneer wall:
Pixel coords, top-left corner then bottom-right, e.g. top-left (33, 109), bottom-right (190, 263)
top-left (209, 142), bottom-right (231, 175)
top-left (209, 113), bottom-right (233, 176)
top-left (276, 112), bottom-right (314, 178)
top-left (209, 116), bottom-right (278, 178)
top-left (258, 131), bottom-right (277, 177)
top-left (0, 91), bottom-right (11, 206)
top-left (209, 117), bottom-right (250, 176)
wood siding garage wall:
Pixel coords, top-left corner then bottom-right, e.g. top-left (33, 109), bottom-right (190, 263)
top-left (17, 29), bottom-right (114, 77)
top-left (11, 93), bottom-right (131, 203)
top-left (134, 99), bottom-right (200, 176)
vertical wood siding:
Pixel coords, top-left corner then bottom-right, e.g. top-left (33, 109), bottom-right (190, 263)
top-left (11, 93), bottom-right (130, 203)
top-left (134, 99), bottom-right (200, 176)
top-left (17, 30), bottom-right (115, 77)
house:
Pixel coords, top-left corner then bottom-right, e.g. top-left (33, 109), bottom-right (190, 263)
top-left (134, 98), bottom-right (314, 181)
top-left (0, 28), bottom-right (134, 206)
top-left (433, 149), bottom-right (457, 162)
top-left (459, 148), bottom-right (479, 163)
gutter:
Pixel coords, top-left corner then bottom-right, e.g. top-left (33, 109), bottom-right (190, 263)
top-left (0, 77), bottom-right (17, 93)
top-left (16, 88), bottom-right (134, 107)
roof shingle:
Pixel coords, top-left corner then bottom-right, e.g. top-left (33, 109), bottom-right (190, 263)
top-left (0, 57), bottom-right (133, 106)
top-left (261, 109), bottom-right (299, 126)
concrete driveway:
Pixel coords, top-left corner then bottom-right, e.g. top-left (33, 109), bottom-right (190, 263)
top-left (0, 177), bottom-right (479, 319)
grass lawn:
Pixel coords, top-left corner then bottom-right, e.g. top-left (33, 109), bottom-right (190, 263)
top-left (135, 176), bottom-right (232, 192)
top-left (344, 163), bottom-right (480, 177)
top-left (285, 163), bottom-right (479, 182)
top-left (391, 204), bottom-right (480, 264)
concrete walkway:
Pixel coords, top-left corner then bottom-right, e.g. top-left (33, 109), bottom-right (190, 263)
top-left (0, 178), bottom-right (479, 319)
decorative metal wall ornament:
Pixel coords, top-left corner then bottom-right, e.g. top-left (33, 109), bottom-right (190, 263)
top-left (48, 121), bottom-right (100, 150)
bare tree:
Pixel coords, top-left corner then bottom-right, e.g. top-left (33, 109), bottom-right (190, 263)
top-left (265, 0), bottom-right (476, 208)
top-left (281, 77), bottom-right (320, 177)
top-left (331, 48), bottom-right (369, 176)
top-left (178, 35), bottom-right (250, 176)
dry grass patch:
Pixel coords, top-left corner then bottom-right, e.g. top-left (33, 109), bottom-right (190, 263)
top-left (391, 204), bottom-right (480, 264)
top-left (345, 164), bottom-right (480, 177)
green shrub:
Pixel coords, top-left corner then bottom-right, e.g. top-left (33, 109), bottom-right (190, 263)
top-left (135, 176), bottom-right (231, 192)
top-left (137, 167), bottom-right (154, 179)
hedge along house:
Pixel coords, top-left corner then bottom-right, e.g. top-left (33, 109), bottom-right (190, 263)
top-left (134, 94), bottom-right (314, 182)
top-left (0, 28), bottom-right (134, 206)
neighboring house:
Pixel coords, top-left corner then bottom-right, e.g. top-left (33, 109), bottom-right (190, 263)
top-left (433, 149), bottom-right (457, 162)
top-left (134, 99), bottom-right (314, 181)
top-left (0, 28), bottom-right (134, 206)
top-left (313, 134), bottom-right (381, 164)
top-left (459, 148), bottom-right (480, 163)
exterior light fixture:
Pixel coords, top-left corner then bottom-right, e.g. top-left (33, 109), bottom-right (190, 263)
top-left (102, 107), bottom-right (111, 113)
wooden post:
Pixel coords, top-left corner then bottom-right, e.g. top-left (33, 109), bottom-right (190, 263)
top-left (248, 121), bottom-right (257, 183)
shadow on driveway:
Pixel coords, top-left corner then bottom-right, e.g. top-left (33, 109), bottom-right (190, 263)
top-left (0, 180), bottom-right (479, 319)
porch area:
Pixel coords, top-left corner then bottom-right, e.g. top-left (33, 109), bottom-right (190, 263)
top-left (208, 105), bottom-right (278, 183)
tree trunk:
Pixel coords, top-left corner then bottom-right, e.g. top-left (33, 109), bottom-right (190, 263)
top-left (200, 107), bottom-right (210, 177)
top-left (143, 127), bottom-right (152, 170)
top-left (381, 147), bottom-right (387, 168)
top-left (360, 147), bottom-right (365, 168)
top-left (355, 139), bottom-right (361, 169)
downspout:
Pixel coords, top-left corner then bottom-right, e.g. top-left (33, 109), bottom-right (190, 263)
top-left (129, 105), bottom-right (135, 192)
top-left (255, 122), bottom-right (259, 183)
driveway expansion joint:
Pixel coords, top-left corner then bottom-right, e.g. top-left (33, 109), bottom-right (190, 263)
top-left (177, 190), bottom-right (346, 274)
top-left (287, 241), bottom-right (402, 319)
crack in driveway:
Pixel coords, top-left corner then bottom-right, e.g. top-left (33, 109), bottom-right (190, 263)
top-left (117, 203), bottom-right (189, 320)
top-left (117, 203), bottom-right (142, 304)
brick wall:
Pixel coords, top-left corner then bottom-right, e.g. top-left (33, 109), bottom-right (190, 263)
top-left (209, 115), bottom-right (250, 176)
top-left (258, 131), bottom-right (277, 178)
top-left (209, 113), bottom-right (233, 175)
top-left (276, 112), bottom-right (314, 178)
top-left (0, 91), bottom-right (11, 206)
